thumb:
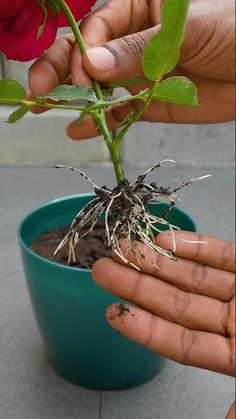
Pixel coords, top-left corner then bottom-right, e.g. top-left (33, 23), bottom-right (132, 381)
top-left (82, 27), bottom-right (158, 82)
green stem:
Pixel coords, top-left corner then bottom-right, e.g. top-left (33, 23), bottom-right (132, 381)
top-left (113, 80), bottom-right (161, 147)
top-left (53, 0), bottom-right (124, 182)
top-left (21, 99), bottom-right (85, 111)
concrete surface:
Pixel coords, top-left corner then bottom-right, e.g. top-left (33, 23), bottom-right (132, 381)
top-left (0, 165), bottom-right (234, 419)
top-left (123, 121), bottom-right (235, 168)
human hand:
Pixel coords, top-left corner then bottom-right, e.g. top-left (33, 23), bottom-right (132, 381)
top-left (92, 231), bottom-right (235, 377)
top-left (28, 0), bottom-right (235, 137)
top-left (226, 401), bottom-right (235, 419)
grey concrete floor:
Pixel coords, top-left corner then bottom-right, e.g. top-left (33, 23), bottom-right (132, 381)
top-left (0, 165), bottom-right (235, 419)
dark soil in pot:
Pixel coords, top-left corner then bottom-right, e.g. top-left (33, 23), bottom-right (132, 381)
top-left (30, 221), bottom-right (112, 269)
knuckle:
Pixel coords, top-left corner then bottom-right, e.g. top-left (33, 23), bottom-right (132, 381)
top-left (225, 337), bottom-right (235, 375)
top-left (110, 102), bottom-right (137, 124)
top-left (93, 15), bottom-right (113, 40)
top-left (109, 30), bottom-right (154, 68)
top-left (144, 314), bottom-right (157, 347)
top-left (81, 11), bottom-right (113, 41)
top-left (165, 101), bottom-right (178, 123)
top-left (174, 288), bottom-right (191, 322)
top-left (110, 106), bottom-right (125, 124)
top-left (181, 328), bottom-right (196, 364)
top-left (221, 302), bottom-right (231, 337)
top-left (121, 33), bottom-right (148, 61)
top-left (194, 234), bottom-right (203, 260)
top-left (220, 241), bottom-right (235, 270)
top-left (228, 280), bottom-right (236, 301)
top-left (226, 298), bottom-right (236, 336)
top-left (130, 271), bottom-right (143, 301)
top-left (191, 263), bottom-right (207, 291)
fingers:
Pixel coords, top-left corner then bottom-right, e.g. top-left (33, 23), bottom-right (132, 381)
top-left (81, 0), bottom-right (149, 42)
top-left (108, 235), bottom-right (235, 302)
top-left (105, 303), bottom-right (234, 375)
top-left (28, 34), bottom-right (75, 96)
top-left (77, 0), bottom-right (158, 82)
top-left (71, 0), bottom-right (153, 84)
top-left (28, 34), bottom-right (80, 114)
top-left (82, 27), bottom-right (157, 82)
top-left (156, 231), bottom-right (236, 273)
top-left (226, 401), bottom-right (236, 419)
top-left (179, 0), bottom-right (235, 82)
top-left (93, 258), bottom-right (231, 336)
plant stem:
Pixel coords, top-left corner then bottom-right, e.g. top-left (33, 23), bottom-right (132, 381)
top-left (53, 0), bottom-right (124, 182)
top-left (113, 81), bottom-right (160, 148)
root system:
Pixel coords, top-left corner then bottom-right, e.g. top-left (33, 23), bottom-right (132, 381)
top-left (53, 161), bottom-right (210, 270)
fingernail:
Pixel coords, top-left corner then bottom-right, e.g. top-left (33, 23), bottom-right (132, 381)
top-left (86, 47), bottom-right (116, 72)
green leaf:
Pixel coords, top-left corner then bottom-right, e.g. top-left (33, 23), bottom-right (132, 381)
top-left (143, 0), bottom-right (189, 80)
top-left (7, 106), bottom-right (30, 124)
top-left (0, 79), bottom-right (26, 103)
top-left (42, 84), bottom-right (98, 103)
top-left (153, 77), bottom-right (198, 106)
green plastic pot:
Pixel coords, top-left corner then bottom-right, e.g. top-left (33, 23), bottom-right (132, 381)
top-left (18, 193), bottom-right (196, 390)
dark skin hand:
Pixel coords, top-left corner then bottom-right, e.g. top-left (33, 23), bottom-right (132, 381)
top-left (92, 231), bottom-right (235, 419)
top-left (93, 232), bottom-right (235, 377)
top-left (28, 0), bottom-right (235, 139)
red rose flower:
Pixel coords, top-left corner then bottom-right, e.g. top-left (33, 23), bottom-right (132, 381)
top-left (0, 1), bottom-right (57, 61)
top-left (0, 0), bottom-right (96, 62)
top-left (0, 0), bottom-right (27, 17)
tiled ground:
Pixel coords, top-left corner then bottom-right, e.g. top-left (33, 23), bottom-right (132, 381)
top-left (0, 166), bottom-right (234, 419)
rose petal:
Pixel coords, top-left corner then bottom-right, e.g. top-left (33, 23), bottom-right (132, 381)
top-left (0, 0), bottom-right (27, 17)
top-left (0, 2), bottom-right (57, 61)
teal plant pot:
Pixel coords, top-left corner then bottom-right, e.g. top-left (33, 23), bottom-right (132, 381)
top-left (18, 193), bottom-right (196, 390)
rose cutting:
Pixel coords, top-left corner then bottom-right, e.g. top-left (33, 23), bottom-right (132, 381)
top-left (0, 0), bottom-right (203, 267)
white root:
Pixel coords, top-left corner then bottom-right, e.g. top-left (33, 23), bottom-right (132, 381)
top-left (52, 164), bottom-right (111, 194)
top-left (53, 163), bottom-right (211, 270)
top-left (141, 159), bottom-right (176, 178)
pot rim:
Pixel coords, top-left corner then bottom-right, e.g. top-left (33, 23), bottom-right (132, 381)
top-left (18, 192), bottom-right (196, 273)
top-left (18, 193), bottom-right (95, 273)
